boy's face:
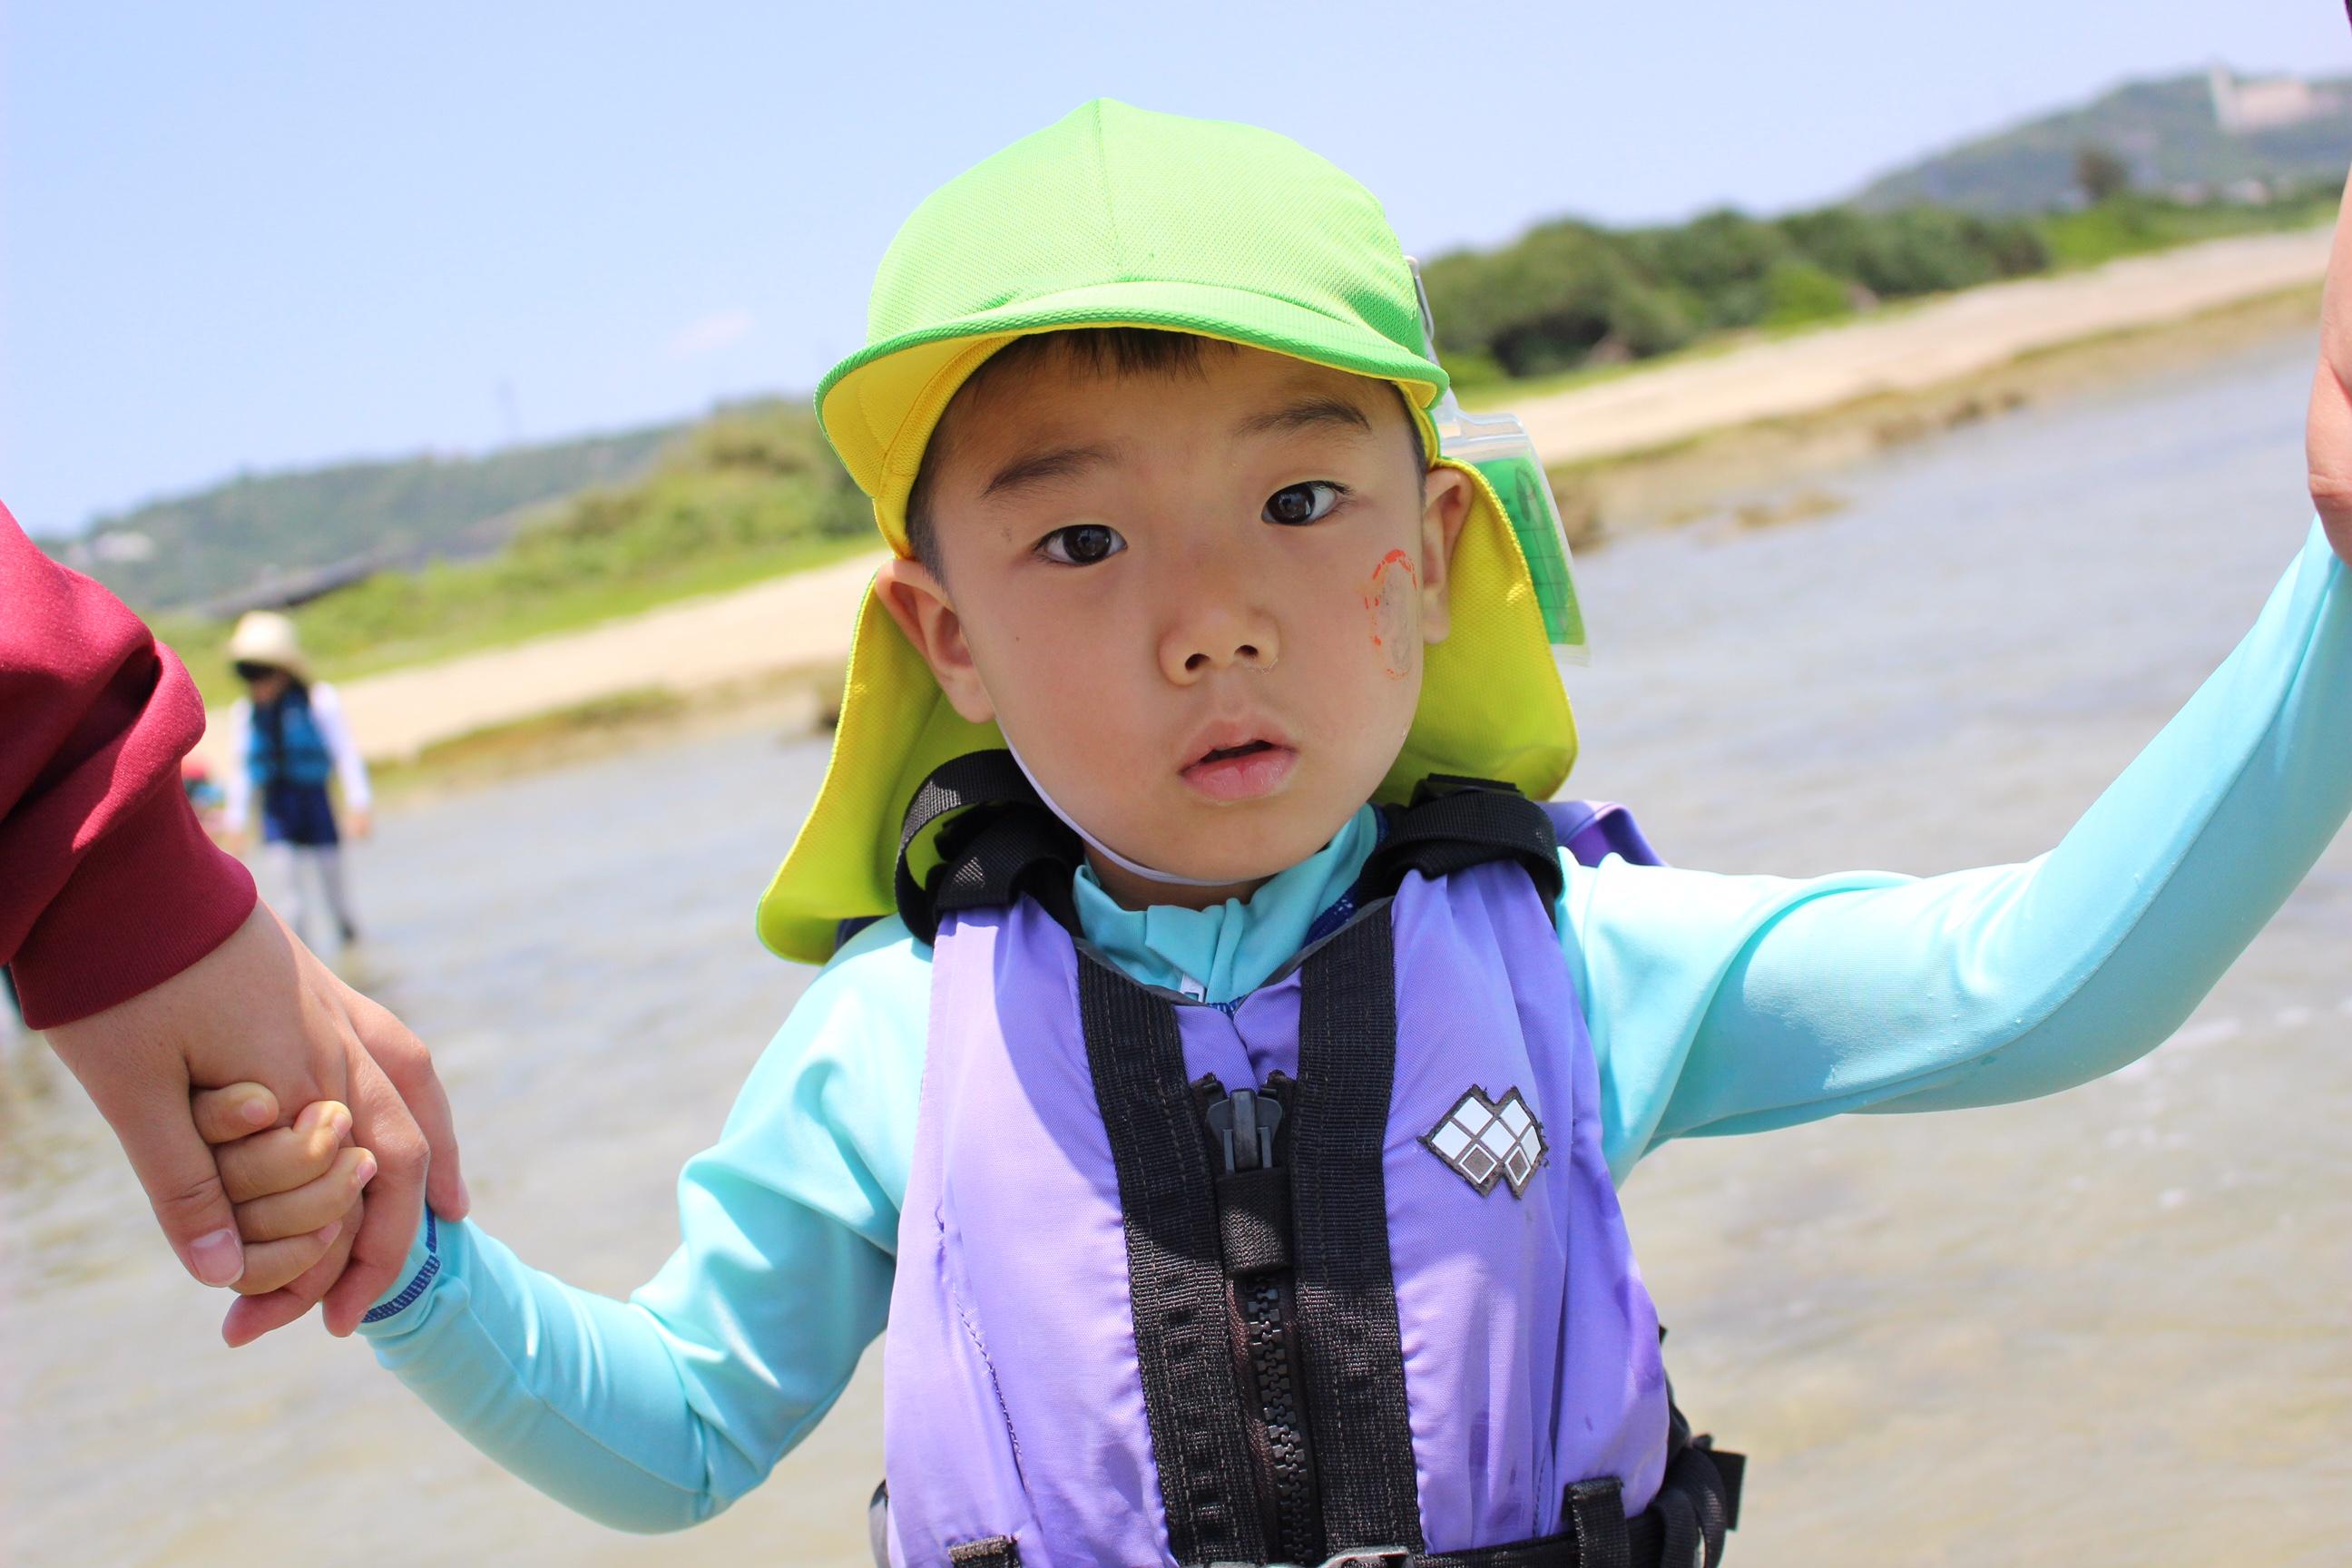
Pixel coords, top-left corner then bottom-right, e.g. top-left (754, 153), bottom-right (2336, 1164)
top-left (878, 339), bottom-right (1474, 907)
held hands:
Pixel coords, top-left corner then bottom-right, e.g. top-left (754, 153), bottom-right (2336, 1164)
top-left (2307, 170), bottom-right (2352, 564)
top-left (190, 1086), bottom-right (377, 1295)
top-left (197, 1091), bottom-right (391, 1307)
top-left (45, 905), bottom-right (466, 1345)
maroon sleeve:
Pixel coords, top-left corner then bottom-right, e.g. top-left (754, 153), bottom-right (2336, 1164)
top-left (0, 502), bottom-right (257, 1027)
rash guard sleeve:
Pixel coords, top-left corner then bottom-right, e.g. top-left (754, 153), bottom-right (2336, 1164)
top-left (356, 917), bottom-right (929, 1531)
top-left (1573, 521), bottom-right (2352, 1181)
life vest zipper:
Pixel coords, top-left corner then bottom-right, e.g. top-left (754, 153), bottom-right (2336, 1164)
top-left (1198, 1073), bottom-right (1322, 1564)
top-left (1238, 1273), bottom-right (1317, 1560)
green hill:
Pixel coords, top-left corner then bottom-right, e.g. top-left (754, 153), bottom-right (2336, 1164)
top-left (1857, 68), bottom-right (2352, 213)
top-left (61, 422), bottom-right (683, 612)
top-left (159, 397), bottom-right (874, 710)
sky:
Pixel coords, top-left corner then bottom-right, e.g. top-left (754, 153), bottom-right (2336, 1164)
top-left (5, 1), bottom-right (2349, 537)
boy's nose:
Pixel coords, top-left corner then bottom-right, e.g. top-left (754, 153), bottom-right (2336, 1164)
top-left (1161, 601), bottom-right (1279, 683)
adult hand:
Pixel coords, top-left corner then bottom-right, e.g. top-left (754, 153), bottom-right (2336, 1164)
top-left (45, 903), bottom-right (467, 1337)
top-left (220, 981), bottom-right (459, 1346)
top-left (2305, 167), bottom-right (2352, 565)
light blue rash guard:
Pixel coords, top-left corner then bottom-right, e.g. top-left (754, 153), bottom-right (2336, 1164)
top-left (359, 524), bottom-right (2352, 1534)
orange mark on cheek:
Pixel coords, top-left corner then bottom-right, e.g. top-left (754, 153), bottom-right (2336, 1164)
top-left (1363, 548), bottom-right (1417, 681)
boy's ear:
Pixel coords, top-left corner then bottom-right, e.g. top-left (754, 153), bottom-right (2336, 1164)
top-left (1416, 465), bottom-right (1476, 646)
top-left (875, 556), bottom-right (996, 724)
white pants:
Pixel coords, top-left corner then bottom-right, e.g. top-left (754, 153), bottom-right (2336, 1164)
top-left (263, 842), bottom-right (359, 947)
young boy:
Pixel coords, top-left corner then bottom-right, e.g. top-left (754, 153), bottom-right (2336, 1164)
top-left (209, 101), bottom-right (2352, 1567)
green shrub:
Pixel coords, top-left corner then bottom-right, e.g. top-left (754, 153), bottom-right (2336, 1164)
top-left (1624, 210), bottom-right (1796, 329)
top-left (1760, 260), bottom-right (1853, 328)
top-left (1426, 222), bottom-right (1695, 377)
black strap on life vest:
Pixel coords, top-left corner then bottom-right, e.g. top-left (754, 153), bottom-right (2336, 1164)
top-left (1185, 1441), bottom-right (1741, 1568)
top-left (1080, 952), bottom-right (1274, 1565)
top-left (892, 750), bottom-right (1083, 946)
top-left (1289, 906), bottom-right (1422, 1550)
top-left (887, 758), bottom-right (1742, 1568)
top-left (1368, 1446), bottom-right (1739, 1568)
top-left (1356, 776), bottom-right (1564, 910)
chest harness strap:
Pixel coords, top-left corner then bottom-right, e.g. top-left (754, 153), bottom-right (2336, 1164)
top-left (890, 755), bottom-right (1742, 1568)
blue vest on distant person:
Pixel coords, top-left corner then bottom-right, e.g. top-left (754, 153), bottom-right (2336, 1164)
top-left (247, 689), bottom-right (334, 790)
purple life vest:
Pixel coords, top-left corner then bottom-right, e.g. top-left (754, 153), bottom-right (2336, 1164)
top-left (881, 799), bottom-right (1671, 1568)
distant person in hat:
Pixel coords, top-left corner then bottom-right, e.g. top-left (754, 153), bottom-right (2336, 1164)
top-left (221, 612), bottom-right (372, 949)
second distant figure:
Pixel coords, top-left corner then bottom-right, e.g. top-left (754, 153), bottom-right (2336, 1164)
top-left (221, 611), bottom-right (371, 949)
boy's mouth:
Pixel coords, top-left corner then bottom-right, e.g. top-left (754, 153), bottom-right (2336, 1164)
top-left (1179, 732), bottom-right (1298, 802)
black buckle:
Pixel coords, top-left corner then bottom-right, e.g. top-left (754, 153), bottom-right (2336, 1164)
top-left (1205, 1087), bottom-right (1283, 1173)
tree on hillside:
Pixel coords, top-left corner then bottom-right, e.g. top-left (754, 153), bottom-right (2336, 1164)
top-left (1423, 222), bottom-right (1693, 378)
top-left (1622, 210), bottom-right (1794, 329)
top-left (2075, 143), bottom-right (2134, 204)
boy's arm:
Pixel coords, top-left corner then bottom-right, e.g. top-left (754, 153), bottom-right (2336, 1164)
top-left (353, 920), bottom-right (927, 1531)
top-left (1572, 521), bottom-right (2350, 1180)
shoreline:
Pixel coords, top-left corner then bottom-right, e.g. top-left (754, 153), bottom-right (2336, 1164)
top-left (197, 229), bottom-right (2332, 798)
top-left (1547, 276), bottom-right (2324, 546)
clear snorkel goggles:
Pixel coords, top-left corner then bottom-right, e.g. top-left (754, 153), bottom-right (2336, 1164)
top-left (1408, 259), bottom-right (1589, 662)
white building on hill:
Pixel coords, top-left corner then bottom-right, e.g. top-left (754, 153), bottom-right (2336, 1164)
top-left (2210, 65), bottom-right (2337, 134)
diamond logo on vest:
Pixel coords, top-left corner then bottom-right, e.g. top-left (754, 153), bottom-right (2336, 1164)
top-left (1421, 1085), bottom-right (1548, 1198)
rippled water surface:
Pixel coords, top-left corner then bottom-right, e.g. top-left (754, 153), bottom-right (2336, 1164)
top-left (5, 329), bottom-right (2347, 1565)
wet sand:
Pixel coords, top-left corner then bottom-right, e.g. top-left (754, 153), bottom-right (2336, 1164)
top-left (7, 328), bottom-right (2348, 1565)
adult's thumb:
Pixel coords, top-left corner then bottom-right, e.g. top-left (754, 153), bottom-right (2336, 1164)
top-left (112, 1085), bottom-right (247, 1288)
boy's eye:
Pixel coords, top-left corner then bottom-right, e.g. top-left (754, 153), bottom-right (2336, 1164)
top-left (1038, 523), bottom-right (1127, 566)
top-left (1262, 481), bottom-right (1344, 526)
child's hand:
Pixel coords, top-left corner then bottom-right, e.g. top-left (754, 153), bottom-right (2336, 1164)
top-left (2306, 167), bottom-right (2352, 566)
top-left (191, 1084), bottom-right (377, 1299)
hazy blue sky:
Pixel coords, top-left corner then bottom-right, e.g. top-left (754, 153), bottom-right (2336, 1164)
top-left (5, 1), bottom-right (2347, 536)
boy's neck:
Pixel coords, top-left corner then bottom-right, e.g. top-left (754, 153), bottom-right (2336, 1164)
top-left (1084, 850), bottom-right (1273, 913)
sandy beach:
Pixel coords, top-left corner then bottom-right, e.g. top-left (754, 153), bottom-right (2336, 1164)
top-left (194, 226), bottom-right (2331, 774)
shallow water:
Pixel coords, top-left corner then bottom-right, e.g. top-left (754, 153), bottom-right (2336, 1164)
top-left (4, 328), bottom-right (2347, 1566)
